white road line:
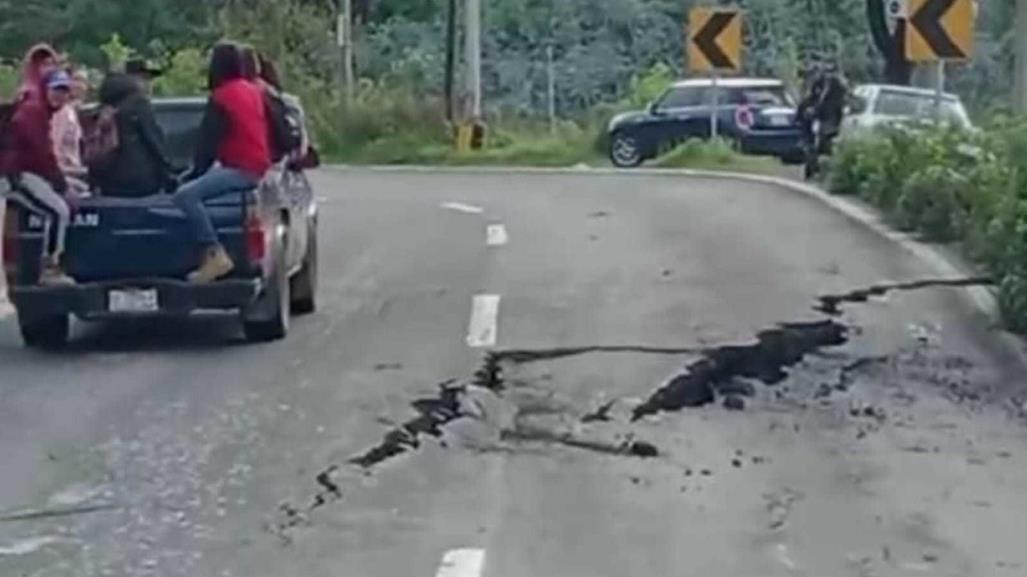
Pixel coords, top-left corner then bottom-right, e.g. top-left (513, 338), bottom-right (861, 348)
top-left (435, 548), bottom-right (486, 577)
top-left (442, 202), bottom-right (484, 215)
top-left (486, 224), bottom-right (508, 247)
top-left (466, 295), bottom-right (500, 349)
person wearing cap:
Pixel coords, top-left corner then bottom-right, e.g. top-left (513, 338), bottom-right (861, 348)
top-left (124, 59), bottom-right (163, 96)
top-left (51, 67), bottom-right (90, 194)
top-left (91, 67), bottom-right (175, 196)
top-left (0, 69), bottom-right (77, 286)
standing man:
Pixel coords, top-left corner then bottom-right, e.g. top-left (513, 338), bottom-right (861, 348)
top-left (0, 70), bottom-right (77, 286)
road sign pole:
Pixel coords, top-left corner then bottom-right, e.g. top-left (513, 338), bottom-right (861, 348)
top-left (934, 61), bottom-right (945, 120)
top-left (465, 0), bottom-right (482, 120)
top-left (338, 0), bottom-right (354, 105)
top-left (711, 71), bottom-right (720, 140)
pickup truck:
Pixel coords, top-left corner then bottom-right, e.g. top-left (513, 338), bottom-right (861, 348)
top-left (2, 97), bottom-right (319, 347)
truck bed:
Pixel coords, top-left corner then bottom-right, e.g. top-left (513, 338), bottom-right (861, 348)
top-left (5, 190), bottom-right (252, 286)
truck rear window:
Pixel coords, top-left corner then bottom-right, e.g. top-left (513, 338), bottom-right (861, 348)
top-left (153, 108), bottom-right (205, 170)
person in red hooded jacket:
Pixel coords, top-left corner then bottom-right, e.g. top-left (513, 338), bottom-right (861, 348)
top-left (14, 44), bottom-right (59, 103)
top-left (0, 69), bottom-right (76, 286)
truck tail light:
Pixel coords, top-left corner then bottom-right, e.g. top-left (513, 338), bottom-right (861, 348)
top-left (244, 207), bottom-right (266, 264)
top-left (735, 107), bottom-right (755, 130)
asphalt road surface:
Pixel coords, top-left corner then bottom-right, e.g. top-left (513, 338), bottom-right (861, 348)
top-left (2, 169), bottom-right (1026, 577)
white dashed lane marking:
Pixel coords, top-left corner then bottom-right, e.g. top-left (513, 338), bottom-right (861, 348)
top-left (486, 224), bottom-right (508, 247)
top-left (466, 295), bottom-right (500, 349)
top-left (434, 549), bottom-right (486, 577)
top-left (441, 202), bottom-right (485, 215)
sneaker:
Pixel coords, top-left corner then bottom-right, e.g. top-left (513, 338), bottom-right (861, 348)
top-left (188, 246), bottom-right (235, 283)
top-left (39, 264), bottom-right (76, 287)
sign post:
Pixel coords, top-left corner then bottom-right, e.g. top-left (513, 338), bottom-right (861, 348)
top-left (906, 0), bottom-right (974, 120)
top-left (711, 71), bottom-right (720, 139)
top-left (688, 7), bottom-right (742, 141)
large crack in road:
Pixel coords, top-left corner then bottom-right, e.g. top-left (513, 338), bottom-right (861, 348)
top-left (270, 275), bottom-right (992, 544)
top-left (631, 320), bottom-right (849, 420)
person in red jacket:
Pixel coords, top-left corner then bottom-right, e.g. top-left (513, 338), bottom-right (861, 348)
top-left (0, 69), bottom-right (76, 286)
top-left (14, 44), bottom-right (59, 103)
top-left (173, 42), bottom-right (272, 283)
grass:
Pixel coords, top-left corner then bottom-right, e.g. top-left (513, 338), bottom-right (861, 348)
top-left (651, 139), bottom-right (788, 175)
top-left (326, 123), bottom-right (601, 168)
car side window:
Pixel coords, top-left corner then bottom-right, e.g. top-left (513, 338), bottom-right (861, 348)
top-left (723, 89), bottom-right (746, 105)
top-left (658, 87), bottom-right (706, 110)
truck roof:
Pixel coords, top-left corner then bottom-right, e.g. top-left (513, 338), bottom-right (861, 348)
top-left (151, 96), bottom-right (207, 108)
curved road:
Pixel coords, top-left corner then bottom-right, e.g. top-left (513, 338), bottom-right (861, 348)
top-left (1, 169), bottom-right (1026, 577)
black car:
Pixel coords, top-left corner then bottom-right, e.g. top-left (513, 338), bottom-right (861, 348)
top-left (607, 78), bottom-right (805, 167)
top-left (4, 97), bottom-right (319, 347)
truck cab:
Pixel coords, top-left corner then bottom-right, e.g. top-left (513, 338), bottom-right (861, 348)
top-left (2, 97), bottom-right (319, 347)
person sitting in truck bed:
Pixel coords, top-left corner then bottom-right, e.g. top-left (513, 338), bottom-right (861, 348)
top-left (173, 42), bottom-right (272, 284)
top-left (88, 70), bottom-right (176, 197)
top-left (14, 44), bottom-right (59, 103)
top-left (0, 69), bottom-right (77, 286)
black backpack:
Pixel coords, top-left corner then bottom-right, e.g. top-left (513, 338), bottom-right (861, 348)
top-left (264, 91), bottom-right (301, 162)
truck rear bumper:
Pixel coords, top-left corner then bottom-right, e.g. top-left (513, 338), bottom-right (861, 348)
top-left (10, 278), bottom-right (262, 320)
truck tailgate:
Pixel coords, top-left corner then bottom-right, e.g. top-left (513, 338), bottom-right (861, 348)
top-left (62, 193), bottom-right (248, 283)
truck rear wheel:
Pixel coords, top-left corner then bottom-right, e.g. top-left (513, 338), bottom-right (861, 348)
top-left (243, 243), bottom-right (290, 343)
top-left (289, 218), bottom-right (318, 315)
top-left (19, 313), bottom-right (70, 349)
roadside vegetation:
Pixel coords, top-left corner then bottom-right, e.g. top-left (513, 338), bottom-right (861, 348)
top-left (4, 0), bottom-right (1017, 170)
top-left (825, 121), bottom-right (1027, 332)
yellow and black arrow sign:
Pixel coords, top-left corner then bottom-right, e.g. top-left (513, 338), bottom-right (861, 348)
top-left (688, 8), bottom-right (742, 73)
top-left (906, 0), bottom-right (974, 62)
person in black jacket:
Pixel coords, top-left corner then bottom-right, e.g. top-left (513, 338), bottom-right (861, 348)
top-left (90, 73), bottom-right (175, 197)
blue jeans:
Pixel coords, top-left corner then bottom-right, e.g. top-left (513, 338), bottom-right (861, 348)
top-left (173, 167), bottom-right (258, 248)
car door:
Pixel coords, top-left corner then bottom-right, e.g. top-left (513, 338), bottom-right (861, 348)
top-left (649, 85), bottom-right (710, 152)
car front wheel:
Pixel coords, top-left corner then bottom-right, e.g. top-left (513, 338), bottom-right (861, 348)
top-left (610, 133), bottom-right (643, 168)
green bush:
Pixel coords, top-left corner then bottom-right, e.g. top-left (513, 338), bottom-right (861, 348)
top-left (0, 63), bottom-right (17, 99)
top-left (825, 120), bottom-right (1027, 332)
top-left (153, 49), bottom-right (206, 97)
top-left (827, 135), bottom-right (887, 196)
top-left (895, 165), bottom-right (967, 241)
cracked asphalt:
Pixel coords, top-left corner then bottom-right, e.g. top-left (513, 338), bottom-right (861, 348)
top-left (2, 168), bottom-right (1027, 577)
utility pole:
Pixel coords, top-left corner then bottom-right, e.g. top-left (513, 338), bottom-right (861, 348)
top-left (546, 45), bottom-right (556, 135)
top-left (338, 0), bottom-right (354, 105)
top-left (464, 0), bottom-right (482, 120)
top-left (1016, 0), bottom-right (1027, 113)
top-left (444, 0), bottom-right (458, 122)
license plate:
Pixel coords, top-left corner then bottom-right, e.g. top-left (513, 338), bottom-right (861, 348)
top-left (108, 289), bottom-right (159, 313)
top-left (768, 115), bottom-right (790, 127)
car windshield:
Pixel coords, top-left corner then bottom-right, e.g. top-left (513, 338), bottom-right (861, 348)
top-left (874, 89), bottom-right (970, 126)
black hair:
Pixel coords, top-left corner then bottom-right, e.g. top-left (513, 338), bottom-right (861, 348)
top-left (240, 46), bottom-right (260, 81)
top-left (208, 42), bottom-right (243, 91)
top-left (257, 53), bottom-right (282, 90)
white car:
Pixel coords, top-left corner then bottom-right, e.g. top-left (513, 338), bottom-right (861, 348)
top-left (841, 84), bottom-right (974, 137)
